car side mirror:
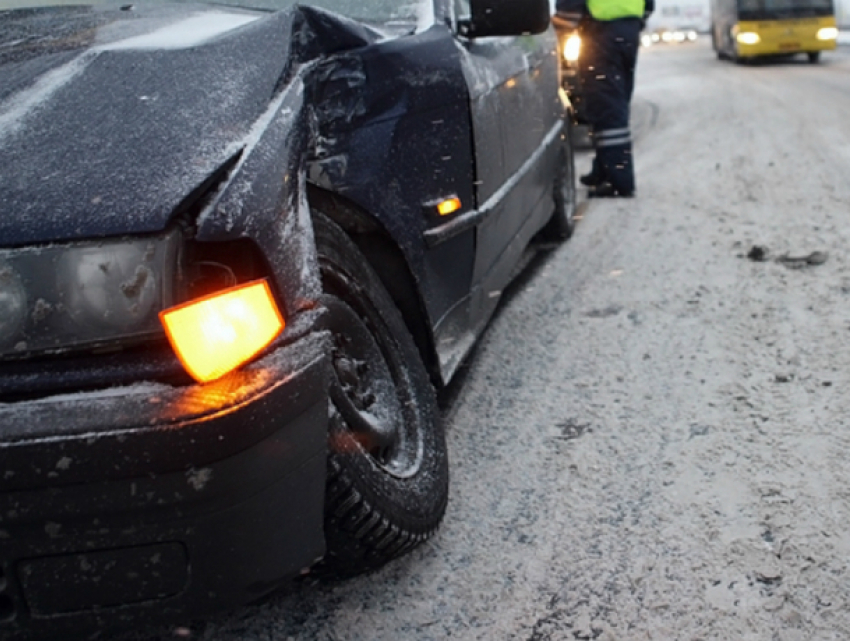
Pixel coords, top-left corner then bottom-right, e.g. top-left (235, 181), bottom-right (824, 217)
top-left (460, 0), bottom-right (551, 38)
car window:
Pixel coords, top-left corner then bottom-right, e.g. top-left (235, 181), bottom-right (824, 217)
top-left (738, 0), bottom-right (833, 12)
top-left (452, 0), bottom-right (469, 22)
top-left (0, 0), bottom-right (431, 27)
top-left (239, 0), bottom-right (423, 24)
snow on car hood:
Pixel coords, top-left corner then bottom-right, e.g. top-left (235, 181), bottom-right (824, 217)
top-left (0, 2), bottom-right (380, 246)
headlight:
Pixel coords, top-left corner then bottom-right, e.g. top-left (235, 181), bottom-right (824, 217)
top-left (563, 34), bottom-right (581, 63)
top-left (0, 229), bottom-right (180, 358)
top-left (737, 32), bottom-right (760, 45)
top-left (817, 27), bottom-right (838, 40)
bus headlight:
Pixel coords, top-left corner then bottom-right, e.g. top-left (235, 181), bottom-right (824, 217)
top-left (737, 32), bottom-right (760, 45)
top-left (817, 27), bottom-right (838, 40)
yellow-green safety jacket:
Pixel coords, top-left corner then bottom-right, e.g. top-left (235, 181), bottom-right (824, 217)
top-left (587, 0), bottom-right (646, 21)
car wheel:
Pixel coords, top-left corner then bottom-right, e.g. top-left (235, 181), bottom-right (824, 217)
top-left (808, 51), bottom-right (820, 63)
top-left (711, 28), bottom-right (724, 58)
top-left (312, 212), bottom-right (449, 577)
top-left (727, 30), bottom-right (741, 64)
top-left (538, 120), bottom-right (577, 241)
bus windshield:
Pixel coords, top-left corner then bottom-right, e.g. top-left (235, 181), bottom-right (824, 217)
top-left (738, 0), bottom-right (834, 20)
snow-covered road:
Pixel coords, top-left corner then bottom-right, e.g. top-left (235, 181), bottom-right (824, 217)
top-left (135, 39), bottom-right (850, 641)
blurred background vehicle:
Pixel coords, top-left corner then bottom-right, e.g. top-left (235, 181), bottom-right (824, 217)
top-left (642, 25), bottom-right (699, 44)
top-left (641, 0), bottom-right (710, 45)
top-left (711, 0), bottom-right (838, 62)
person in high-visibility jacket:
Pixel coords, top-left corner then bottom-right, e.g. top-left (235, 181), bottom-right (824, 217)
top-left (554, 0), bottom-right (653, 197)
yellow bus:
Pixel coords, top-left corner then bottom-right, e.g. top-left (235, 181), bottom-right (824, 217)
top-left (711, 0), bottom-right (838, 62)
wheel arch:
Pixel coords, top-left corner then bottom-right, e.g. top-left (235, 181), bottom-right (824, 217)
top-left (306, 184), bottom-right (442, 388)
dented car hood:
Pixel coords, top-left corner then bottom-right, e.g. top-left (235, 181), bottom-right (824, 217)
top-left (0, 1), bottom-right (381, 246)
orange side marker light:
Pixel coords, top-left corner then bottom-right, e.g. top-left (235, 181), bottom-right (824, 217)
top-left (437, 197), bottom-right (462, 216)
top-left (160, 279), bottom-right (284, 383)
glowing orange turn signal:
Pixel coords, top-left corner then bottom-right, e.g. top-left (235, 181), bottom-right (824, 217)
top-left (160, 279), bottom-right (284, 383)
top-left (437, 197), bottom-right (461, 216)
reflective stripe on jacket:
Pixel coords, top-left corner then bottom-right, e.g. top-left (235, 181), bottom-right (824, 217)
top-left (587, 0), bottom-right (645, 21)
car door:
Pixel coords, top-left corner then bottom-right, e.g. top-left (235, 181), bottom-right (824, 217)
top-left (452, 0), bottom-right (562, 335)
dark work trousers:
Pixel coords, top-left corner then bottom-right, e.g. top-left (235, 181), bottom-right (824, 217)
top-left (579, 17), bottom-right (642, 194)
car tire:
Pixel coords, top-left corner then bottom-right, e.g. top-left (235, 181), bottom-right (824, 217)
top-left (808, 51), bottom-right (820, 63)
top-left (312, 212), bottom-right (449, 577)
top-left (538, 120), bottom-right (577, 241)
top-left (711, 28), bottom-right (723, 59)
top-left (727, 30), bottom-right (742, 64)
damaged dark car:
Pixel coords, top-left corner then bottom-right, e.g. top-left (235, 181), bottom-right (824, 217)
top-left (0, 0), bottom-right (576, 636)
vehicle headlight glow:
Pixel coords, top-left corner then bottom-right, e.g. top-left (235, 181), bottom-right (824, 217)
top-left (817, 27), bottom-right (838, 40)
top-left (160, 279), bottom-right (284, 383)
top-left (687, 30), bottom-right (698, 41)
top-left (563, 34), bottom-right (581, 63)
top-left (737, 31), bottom-right (760, 45)
top-left (0, 229), bottom-right (180, 358)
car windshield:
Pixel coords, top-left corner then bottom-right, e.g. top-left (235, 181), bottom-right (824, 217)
top-left (0, 0), bottom-right (429, 27)
top-left (738, 0), bottom-right (834, 18)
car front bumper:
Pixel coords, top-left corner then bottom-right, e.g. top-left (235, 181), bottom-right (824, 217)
top-left (0, 329), bottom-right (331, 640)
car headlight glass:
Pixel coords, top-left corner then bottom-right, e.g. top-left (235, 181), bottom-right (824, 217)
top-left (0, 229), bottom-right (180, 358)
top-left (817, 27), bottom-right (838, 40)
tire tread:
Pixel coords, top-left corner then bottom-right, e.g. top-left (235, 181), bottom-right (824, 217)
top-left (311, 212), bottom-right (448, 579)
